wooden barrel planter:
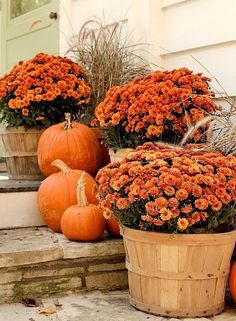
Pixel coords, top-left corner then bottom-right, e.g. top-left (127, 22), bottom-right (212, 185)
top-left (0, 127), bottom-right (44, 180)
top-left (109, 148), bottom-right (134, 162)
top-left (121, 226), bottom-right (236, 318)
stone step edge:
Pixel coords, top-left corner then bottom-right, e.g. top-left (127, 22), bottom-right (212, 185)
top-left (0, 253), bottom-right (128, 303)
top-left (0, 230), bottom-right (125, 269)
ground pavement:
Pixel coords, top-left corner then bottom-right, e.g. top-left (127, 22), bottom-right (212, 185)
top-left (0, 290), bottom-right (235, 321)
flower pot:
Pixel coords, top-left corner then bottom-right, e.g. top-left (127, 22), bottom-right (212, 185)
top-left (109, 148), bottom-right (134, 162)
top-left (121, 226), bottom-right (236, 318)
top-left (0, 127), bottom-right (44, 180)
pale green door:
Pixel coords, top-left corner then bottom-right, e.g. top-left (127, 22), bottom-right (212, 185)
top-left (1, 0), bottom-right (59, 74)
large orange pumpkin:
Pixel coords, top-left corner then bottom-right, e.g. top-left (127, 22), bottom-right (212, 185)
top-left (106, 215), bottom-right (121, 238)
top-left (229, 261), bottom-right (236, 302)
top-left (37, 159), bottom-right (98, 232)
top-left (37, 113), bottom-right (102, 177)
top-left (61, 172), bottom-right (105, 241)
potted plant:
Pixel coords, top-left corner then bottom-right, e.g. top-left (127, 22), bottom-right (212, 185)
top-left (96, 142), bottom-right (236, 317)
top-left (67, 18), bottom-right (150, 165)
top-left (94, 68), bottom-right (219, 162)
top-left (0, 52), bottom-right (91, 179)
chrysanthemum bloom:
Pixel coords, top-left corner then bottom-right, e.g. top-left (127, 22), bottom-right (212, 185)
top-left (96, 143), bottom-right (236, 234)
top-left (0, 53), bottom-right (91, 129)
top-left (94, 68), bottom-right (219, 149)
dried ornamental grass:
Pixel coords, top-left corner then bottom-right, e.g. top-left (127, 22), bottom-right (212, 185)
top-left (67, 18), bottom-right (150, 120)
top-left (96, 142), bottom-right (236, 234)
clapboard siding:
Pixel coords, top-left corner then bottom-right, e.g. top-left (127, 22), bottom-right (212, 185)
top-left (157, 0), bottom-right (236, 95)
top-left (162, 0), bottom-right (236, 53)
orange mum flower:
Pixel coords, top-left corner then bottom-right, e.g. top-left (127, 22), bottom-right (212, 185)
top-left (228, 179), bottom-right (236, 190)
top-left (211, 201), bottom-right (222, 212)
top-left (195, 198), bottom-right (209, 210)
top-left (177, 218), bottom-right (189, 231)
top-left (155, 197), bottom-right (168, 209)
top-left (153, 218), bottom-right (164, 226)
top-left (221, 193), bottom-right (231, 204)
top-left (164, 186), bottom-right (175, 196)
top-left (192, 212), bottom-right (201, 222)
top-left (192, 185), bottom-right (202, 197)
top-left (159, 208), bottom-right (172, 221)
top-left (172, 208), bottom-right (180, 218)
top-left (116, 198), bottom-right (129, 210)
top-left (175, 189), bottom-right (188, 201)
top-left (139, 189), bottom-right (149, 199)
top-left (168, 197), bottom-right (179, 208)
top-left (207, 194), bottom-right (218, 206)
top-left (22, 108), bottom-right (29, 116)
top-left (181, 204), bottom-right (193, 214)
top-left (141, 215), bottom-right (153, 222)
top-left (200, 212), bottom-right (208, 221)
top-left (181, 182), bottom-right (192, 193)
top-left (164, 174), bottom-right (176, 186)
top-left (215, 187), bottom-right (227, 198)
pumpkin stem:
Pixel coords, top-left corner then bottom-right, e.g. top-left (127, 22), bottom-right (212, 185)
top-left (64, 113), bottom-right (72, 130)
top-left (77, 172), bottom-right (88, 207)
top-left (51, 159), bottom-right (72, 174)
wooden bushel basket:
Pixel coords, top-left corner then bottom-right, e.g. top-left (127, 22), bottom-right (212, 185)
top-left (121, 226), bottom-right (236, 318)
top-left (0, 127), bottom-right (44, 180)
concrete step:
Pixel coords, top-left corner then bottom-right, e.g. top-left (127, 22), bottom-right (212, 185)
top-left (0, 179), bottom-right (45, 228)
top-left (0, 227), bottom-right (127, 303)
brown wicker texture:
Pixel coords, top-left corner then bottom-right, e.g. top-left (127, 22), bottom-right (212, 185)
top-left (0, 127), bottom-right (44, 180)
top-left (121, 226), bottom-right (236, 318)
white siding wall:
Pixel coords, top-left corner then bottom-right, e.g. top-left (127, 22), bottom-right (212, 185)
top-left (156, 0), bottom-right (236, 96)
top-left (59, 0), bottom-right (130, 56)
top-left (55, 0), bottom-right (236, 97)
top-left (0, 11), bottom-right (2, 74)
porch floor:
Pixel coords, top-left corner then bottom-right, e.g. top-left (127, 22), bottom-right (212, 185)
top-left (0, 290), bottom-right (235, 321)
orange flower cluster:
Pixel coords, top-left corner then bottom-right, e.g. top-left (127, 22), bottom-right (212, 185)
top-left (96, 142), bottom-right (236, 233)
top-left (0, 53), bottom-right (91, 128)
top-left (94, 68), bottom-right (219, 148)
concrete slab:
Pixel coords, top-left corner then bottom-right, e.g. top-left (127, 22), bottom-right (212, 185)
top-left (0, 291), bottom-right (235, 321)
top-left (0, 227), bottom-right (62, 267)
top-left (57, 233), bottom-right (125, 259)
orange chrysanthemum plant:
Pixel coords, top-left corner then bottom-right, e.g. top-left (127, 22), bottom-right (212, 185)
top-left (0, 53), bottom-right (91, 129)
top-left (94, 68), bottom-right (220, 150)
top-left (96, 142), bottom-right (236, 234)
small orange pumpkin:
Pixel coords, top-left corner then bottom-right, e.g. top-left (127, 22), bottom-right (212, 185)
top-left (106, 215), bottom-right (121, 238)
top-left (229, 261), bottom-right (236, 302)
top-left (61, 172), bottom-right (105, 241)
top-left (37, 159), bottom-right (98, 232)
top-left (37, 113), bottom-right (102, 177)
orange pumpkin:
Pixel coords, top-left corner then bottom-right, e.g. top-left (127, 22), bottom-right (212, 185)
top-left (37, 113), bottom-right (102, 177)
top-left (90, 128), bottom-right (110, 167)
top-left (61, 172), bottom-right (105, 241)
top-left (229, 261), bottom-right (236, 302)
top-left (37, 159), bottom-right (98, 232)
top-left (106, 215), bottom-right (121, 238)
